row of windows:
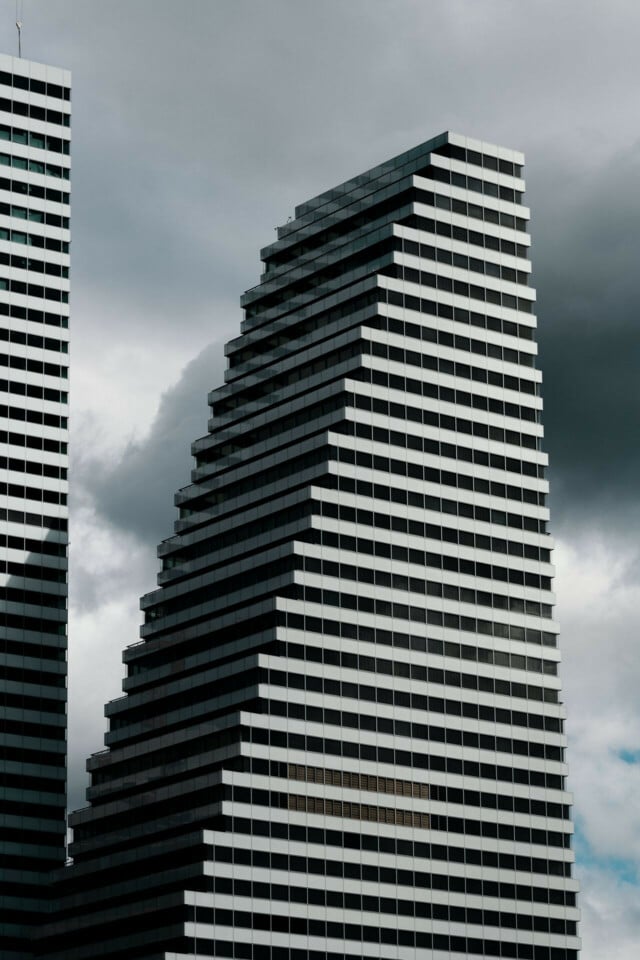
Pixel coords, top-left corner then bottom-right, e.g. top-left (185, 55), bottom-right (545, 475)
top-left (228, 815), bottom-right (571, 877)
top-left (0, 225), bottom-right (69, 253)
top-left (335, 473), bottom-right (546, 534)
top-left (0, 455), bottom-right (67, 481)
top-left (209, 875), bottom-right (575, 936)
top-left (433, 142), bottom-right (523, 177)
top-left (301, 571), bottom-right (556, 651)
top-left (276, 628), bottom-right (559, 714)
top-left (292, 579), bottom-right (556, 653)
top-left (0, 743), bottom-right (65, 771)
top-left (0, 249), bottom-right (69, 278)
top-left (3, 561), bottom-right (66, 586)
top-left (434, 577), bottom-right (550, 618)
top-left (0, 351), bottom-right (67, 379)
top-left (288, 761), bottom-right (428, 797)
top-left (0, 533), bottom-right (66, 556)
top-left (284, 761), bottom-right (567, 820)
top-left (0, 584), bottom-right (66, 610)
top-left (162, 501), bottom-right (312, 573)
top-left (0, 199), bottom-right (69, 229)
top-left (238, 238), bottom-right (532, 380)
top-left (382, 305), bottom-right (536, 378)
top-left (214, 838), bottom-right (575, 906)
top-left (0, 95), bottom-right (70, 128)
top-left (2, 768), bottom-right (65, 796)
top-left (245, 238), bottom-right (394, 320)
top-left (0, 824), bottom-right (65, 848)
top-left (197, 394), bottom-right (346, 469)
top-left (422, 161), bottom-right (523, 204)
top-left (340, 420), bottom-right (545, 488)
top-left (0, 173), bottom-right (68, 205)
top-left (230, 291), bottom-right (383, 371)
top-left (0, 325), bottom-right (67, 353)
top-left (0, 71), bottom-right (70, 101)
top-left (108, 663), bottom-right (262, 729)
top-left (404, 220), bottom-right (527, 266)
top-left (410, 184), bottom-right (527, 229)
top-left (0, 150), bottom-right (69, 180)
top-left (287, 791), bottom-right (430, 829)
top-left (304, 557), bottom-right (557, 648)
top-left (265, 672), bottom-right (563, 761)
top-left (215, 326), bottom-right (538, 442)
top-left (0, 505), bottom-right (67, 531)
top-left (127, 610), bottom-right (279, 678)
top-left (361, 376), bottom-right (539, 447)
top-left (402, 211), bottom-right (528, 263)
top-left (164, 489), bottom-right (546, 591)
top-left (0, 429), bottom-right (67, 454)
top-left (0, 277), bottom-right (69, 304)
top-left (280, 631), bottom-right (560, 730)
top-left (229, 283), bottom-right (534, 382)
top-left (369, 362), bottom-right (539, 427)
top-left (230, 289), bottom-right (384, 374)
top-left (90, 724), bottom-right (244, 786)
top-left (396, 235), bottom-right (529, 285)
top-left (321, 495), bottom-right (550, 561)
top-left (0, 479), bottom-right (67, 506)
top-left (316, 527), bottom-right (552, 591)
top-left (209, 344), bottom-right (363, 437)
top-left (179, 444), bottom-right (330, 519)
top-left (72, 779), bottom-right (222, 840)
top-left (3, 707), bottom-right (64, 742)
top-left (0, 660), bottom-right (66, 687)
top-left (381, 296), bottom-right (536, 357)
top-left (254, 234), bottom-right (532, 328)
top-left (387, 257), bottom-right (533, 313)
top-left (202, 381), bottom-right (540, 487)
top-left (0, 402), bottom-right (67, 428)
top-left (168, 484), bottom-right (547, 596)
top-left (264, 181), bottom-right (527, 281)
top-left (2, 792), bottom-right (64, 820)
top-left (2, 635), bottom-right (66, 662)
top-left (339, 417), bottom-right (545, 480)
top-left (339, 420), bottom-right (546, 506)
top-left (196, 934), bottom-right (576, 960)
top-left (0, 123), bottom-right (70, 155)
top-left (145, 554), bottom-right (294, 623)
top-left (340, 418), bottom-right (545, 480)
top-left (367, 334), bottom-right (538, 394)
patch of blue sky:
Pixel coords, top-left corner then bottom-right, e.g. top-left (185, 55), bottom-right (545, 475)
top-left (574, 819), bottom-right (639, 885)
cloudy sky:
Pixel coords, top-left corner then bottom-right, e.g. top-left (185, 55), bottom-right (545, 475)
top-left (3, 1), bottom-right (640, 955)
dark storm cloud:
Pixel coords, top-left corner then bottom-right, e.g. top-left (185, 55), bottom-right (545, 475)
top-left (529, 142), bottom-right (640, 534)
top-left (78, 341), bottom-right (226, 548)
top-left (52, 0), bottom-right (640, 553)
top-left (3, 5), bottom-right (637, 951)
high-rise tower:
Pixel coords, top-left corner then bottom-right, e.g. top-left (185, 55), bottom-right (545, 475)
top-left (43, 132), bottom-right (579, 960)
top-left (0, 53), bottom-right (70, 960)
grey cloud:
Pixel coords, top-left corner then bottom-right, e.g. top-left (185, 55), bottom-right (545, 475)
top-left (78, 340), bottom-right (226, 550)
top-left (529, 143), bottom-right (640, 535)
top-left (5, 5), bottom-right (639, 950)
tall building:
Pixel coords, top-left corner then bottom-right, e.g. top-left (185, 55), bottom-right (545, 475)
top-left (0, 53), bottom-right (71, 960)
top-left (42, 132), bottom-right (578, 959)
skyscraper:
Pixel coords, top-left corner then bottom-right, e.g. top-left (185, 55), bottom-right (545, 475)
top-left (0, 53), bottom-right (71, 960)
top-left (43, 132), bottom-right (579, 960)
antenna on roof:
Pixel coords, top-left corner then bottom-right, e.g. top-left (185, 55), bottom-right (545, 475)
top-left (15, 0), bottom-right (23, 58)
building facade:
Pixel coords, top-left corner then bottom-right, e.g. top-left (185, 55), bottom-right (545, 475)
top-left (42, 132), bottom-right (578, 959)
top-left (0, 53), bottom-right (71, 960)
